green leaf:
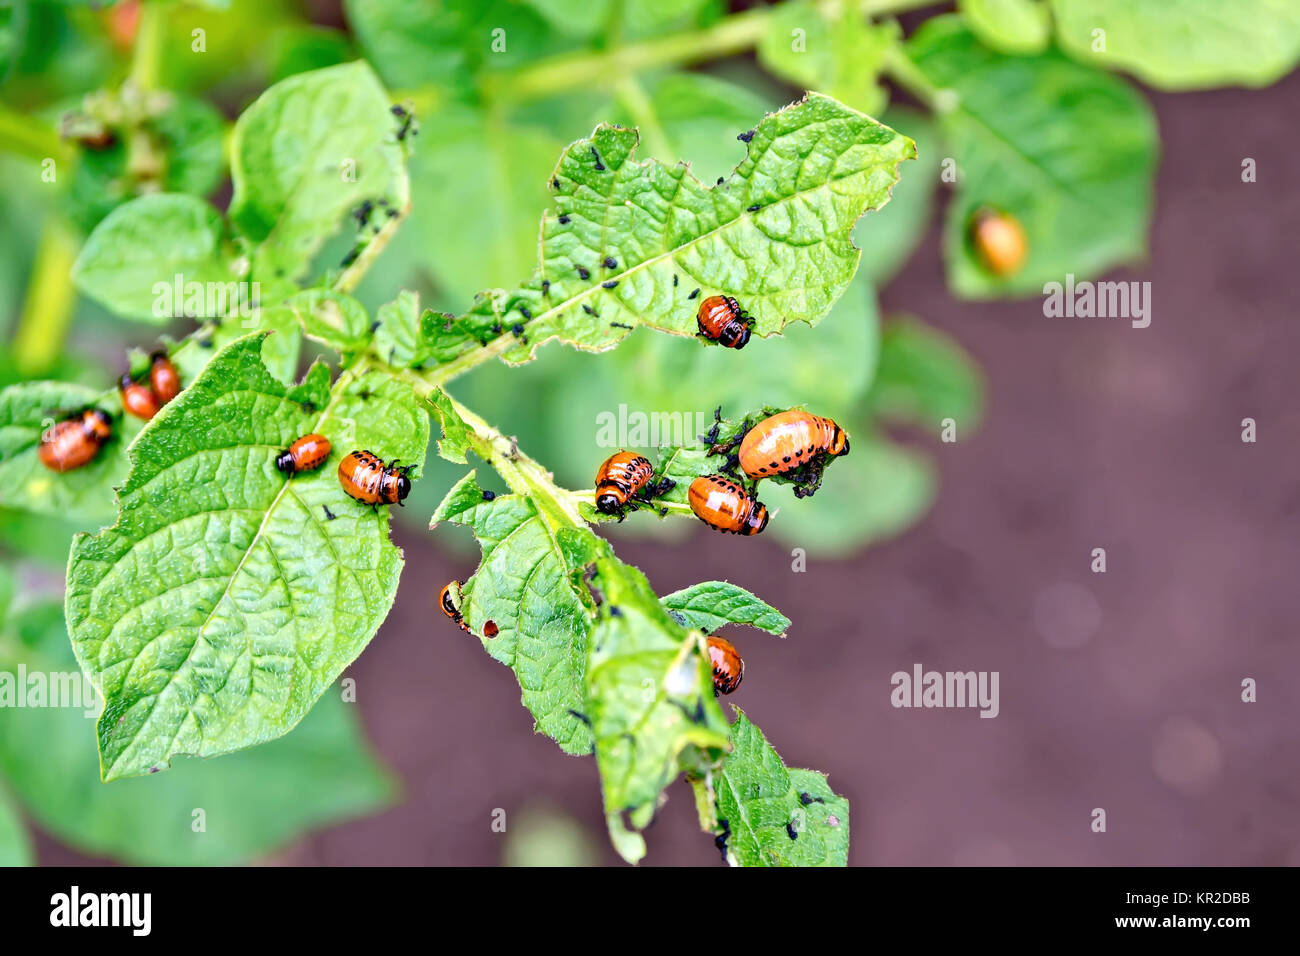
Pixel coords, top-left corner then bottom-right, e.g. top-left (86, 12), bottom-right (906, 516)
top-left (430, 472), bottom-right (594, 755)
top-left (0, 381), bottom-right (140, 524)
top-left (867, 315), bottom-right (985, 431)
top-left (72, 194), bottom-right (230, 322)
top-left (959, 0), bottom-right (1050, 54)
top-left (0, 785), bottom-right (31, 867)
top-left (714, 711), bottom-right (848, 866)
top-left (1052, 0), bottom-right (1300, 90)
top-left (437, 93), bottom-right (915, 366)
top-left (373, 290), bottom-right (442, 368)
top-left (268, 288), bottom-right (371, 352)
top-left (0, 599), bottom-right (394, 865)
top-left (908, 16), bottom-right (1158, 298)
top-left (228, 61), bottom-right (408, 284)
top-left (577, 531), bottom-right (729, 863)
top-left (65, 335), bottom-right (428, 780)
top-left (758, 1), bottom-right (897, 115)
top-left (426, 387), bottom-right (473, 464)
top-left (661, 582), bottom-right (790, 636)
top-left (344, 0), bottom-right (467, 89)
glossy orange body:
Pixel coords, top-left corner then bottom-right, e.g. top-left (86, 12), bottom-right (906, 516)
top-left (119, 374), bottom-right (160, 421)
top-left (696, 295), bottom-right (751, 349)
top-left (706, 636), bottom-right (744, 695)
top-left (738, 410), bottom-right (849, 479)
top-left (594, 451), bottom-right (654, 515)
top-left (338, 450), bottom-right (411, 506)
top-left (276, 434), bottom-right (332, 474)
top-left (38, 409), bottom-right (112, 473)
top-left (149, 352), bottom-right (182, 404)
top-left (688, 474), bottom-right (768, 535)
top-left (969, 208), bottom-right (1027, 276)
top-left (440, 581), bottom-right (472, 634)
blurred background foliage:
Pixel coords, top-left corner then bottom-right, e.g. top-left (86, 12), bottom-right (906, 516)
top-left (1, 0), bottom-right (1295, 864)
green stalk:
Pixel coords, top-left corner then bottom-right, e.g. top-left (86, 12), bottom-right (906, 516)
top-left (488, 0), bottom-right (941, 103)
top-left (12, 219), bottom-right (79, 377)
top-left (129, 1), bottom-right (167, 93)
top-left (0, 104), bottom-right (73, 165)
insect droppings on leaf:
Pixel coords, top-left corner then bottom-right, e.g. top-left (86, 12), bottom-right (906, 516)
top-left (567, 708), bottom-right (593, 727)
top-left (590, 146), bottom-right (605, 170)
top-left (672, 273), bottom-right (679, 286)
top-left (601, 280), bottom-right (618, 289)
top-left (558, 215), bottom-right (570, 225)
top-left (603, 257), bottom-right (617, 269)
top-left (738, 129), bottom-right (755, 143)
top-left (786, 821), bottom-right (798, 840)
top-left (715, 818), bottom-right (730, 862)
top-left (481, 489), bottom-right (496, 501)
top-left (511, 323), bottom-right (525, 337)
top-left (369, 320), bottom-right (381, 333)
top-left (340, 248), bottom-right (359, 267)
top-left (582, 304), bottom-right (597, 316)
top-left (577, 265), bottom-right (590, 280)
top-left (689, 288), bottom-right (700, 299)
top-left (747, 204), bottom-right (761, 212)
top-left (322, 504), bottom-right (337, 521)
top-left (610, 321), bottom-right (633, 330)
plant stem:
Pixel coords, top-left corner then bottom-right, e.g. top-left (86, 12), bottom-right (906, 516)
top-left (881, 44), bottom-right (952, 113)
top-left (488, 0), bottom-right (941, 103)
top-left (12, 219), bottom-right (79, 377)
top-left (0, 103), bottom-right (74, 165)
top-left (334, 178), bottom-right (412, 295)
top-left (443, 393), bottom-right (588, 529)
top-left (129, 1), bottom-right (167, 93)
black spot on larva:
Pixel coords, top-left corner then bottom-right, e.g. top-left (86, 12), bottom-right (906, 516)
top-left (577, 266), bottom-right (590, 280)
top-left (482, 489), bottom-right (496, 501)
top-left (557, 215), bottom-right (570, 225)
top-left (603, 257), bottom-right (617, 269)
top-left (689, 288), bottom-right (700, 299)
top-left (601, 280), bottom-right (618, 289)
top-left (738, 129), bottom-right (755, 143)
top-left (747, 204), bottom-right (761, 213)
top-left (590, 146), bottom-right (605, 170)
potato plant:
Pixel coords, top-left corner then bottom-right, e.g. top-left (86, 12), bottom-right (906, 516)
top-left (0, 0), bottom-right (1296, 867)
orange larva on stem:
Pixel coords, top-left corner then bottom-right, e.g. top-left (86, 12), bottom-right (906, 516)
top-left (594, 451), bottom-right (654, 517)
top-left (149, 351), bottom-right (182, 404)
top-left (688, 474), bottom-right (768, 535)
top-left (119, 373), bottom-right (160, 421)
top-left (738, 410), bottom-right (849, 480)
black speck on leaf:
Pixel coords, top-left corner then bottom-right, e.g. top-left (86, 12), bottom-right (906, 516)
top-left (558, 215), bottom-right (570, 225)
top-left (603, 257), bottom-right (617, 269)
top-left (582, 304), bottom-right (596, 316)
top-left (601, 280), bottom-right (618, 289)
top-left (688, 288), bottom-right (700, 299)
top-left (519, 305), bottom-right (531, 320)
top-left (482, 490), bottom-right (496, 501)
top-left (716, 177), bottom-right (724, 185)
top-left (577, 266), bottom-right (590, 280)
top-left (738, 129), bottom-right (755, 143)
top-left (511, 323), bottom-right (525, 336)
top-left (590, 145), bottom-right (605, 170)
